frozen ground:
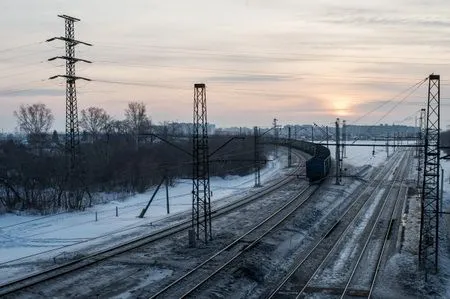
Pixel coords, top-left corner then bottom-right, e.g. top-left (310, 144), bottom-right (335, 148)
top-left (0, 142), bottom-right (386, 266)
top-left (374, 149), bottom-right (450, 298)
top-left (0, 158), bottom-right (284, 268)
top-left (3, 140), bottom-right (448, 297)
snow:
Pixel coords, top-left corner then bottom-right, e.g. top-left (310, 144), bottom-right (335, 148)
top-left (3, 139), bottom-right (448, 297)
top-left (0, 158), bottom-right (282, 272)
top-left (0, 140), bottom-right (395, 284)
top-left (438, 156), bottom-right (450, 295)
top-left (113, 268), bottom-right (173, 299)
top-left (329, 140), bottom-right (392, 170)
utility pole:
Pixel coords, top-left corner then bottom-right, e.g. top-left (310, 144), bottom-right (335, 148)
top-left (342, 120), bottom-right (347, 158)
top-left (335, 118), bottom-right (340, 185)
top-left (441, 167), bottom-right (444, 219)
top-left (288, 126), bottom-right (292, 168)
top-left (417, 109), bottom-right (425, 189)
top-left (311, 126), bottom-right (314, 142)
top-left (191, 83), bottom-right (211, 245)
top-left (254, 126), bottom-right (261, 187)
top-left (326, 126), bottom-right (329, 148)
top-left (386, 133), bottom-right (390, 158)
top-left (415, 115), bottom-right (418, 157)
top-left (47, 15), bottom-right (92, 207)
top-left (165, 175), bottom-right (170, 214)
top-left (419, 74), bottom-right (441, 276)
top-left (273, 118), bottom-right (279, 158)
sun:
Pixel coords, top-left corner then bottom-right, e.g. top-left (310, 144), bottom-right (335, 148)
top-left (331, 96), bottom-right (353, 116)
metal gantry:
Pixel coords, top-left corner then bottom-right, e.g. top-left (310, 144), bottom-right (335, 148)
top-left (192, 83), bottom-right (212, 244)
top-left (417, 108), bottom-right (426, 189)
top-left (335, 118), bottom-right (342, 185)
top-left (273, 118), bottom-right (279, 158)
top-left (47, 15), bottom-right (92, 206)
top-left (254, 126), bottom-right (261, 187)
top-left (288, 126), bottom-right (292, 168)
top-left (342, 119), bottom-right (347, 158)
top-left (419, 74), bottom-right (441, 275)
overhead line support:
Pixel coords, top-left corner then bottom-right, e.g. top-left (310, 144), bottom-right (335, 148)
top-left (47, 14), bottom-right (92, 207)
top-left (191, 83), bottom-right (211, 245)
top-left (419, 74), bottom-right (441, 276)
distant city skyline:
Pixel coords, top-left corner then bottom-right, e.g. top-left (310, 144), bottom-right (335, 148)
top-left (1, 0), bottom-right (450, 132)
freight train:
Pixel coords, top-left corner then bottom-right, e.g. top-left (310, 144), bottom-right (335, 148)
top-left (263, 138), bottom-right (332, 182)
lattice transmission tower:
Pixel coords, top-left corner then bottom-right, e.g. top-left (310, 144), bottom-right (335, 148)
top-left (47, 15), bottom-right (92, 203)
top-left (419, 74), bottom-right (441, 275)
top-left (192, 83), bottom-right (212, 244)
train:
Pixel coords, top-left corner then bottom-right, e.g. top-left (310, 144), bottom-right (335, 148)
top-left (304, 143), bottom-right (331, 182)
top-left (263, 137), bottom-right (332, 182)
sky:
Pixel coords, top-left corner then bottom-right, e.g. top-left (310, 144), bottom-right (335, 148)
top-left (1, 0), bottom-right (450, 132)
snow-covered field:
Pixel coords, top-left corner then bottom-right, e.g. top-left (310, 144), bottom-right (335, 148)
top-left (0, 158), bottom-right (284, 268)
top-left (2, 140), bottom-right (449, 297)
top-left (437, 155), bottom-right (450, 296)
top-left (0, 142), bottom-right (399, 269)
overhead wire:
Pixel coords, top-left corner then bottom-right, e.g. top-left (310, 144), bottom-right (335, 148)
top-left (94, 60), bottom-right (430, 86)
top-left (374, 78), bottom-right (428, 125)
top-left (94, 42), bottom-right (450, 66)
top-left (0, 41), bottom-right (44, 53)
top-left (349, 77), bottom-right (428, 125)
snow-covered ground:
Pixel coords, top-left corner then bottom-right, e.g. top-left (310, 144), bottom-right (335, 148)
top-left (0, 158), bottom-right (285, 268)
top-left (437, 155), bottom-right (450, 296)
top-left (0, 142), bottom-right (394, 272)
top-left (3, 139), bottom-right (448, 297)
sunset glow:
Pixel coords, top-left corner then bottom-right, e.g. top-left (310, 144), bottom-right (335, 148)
top-left (331, 96), bottom-right (354, 117)
top-left (0, 1), bottom-right (449, 131)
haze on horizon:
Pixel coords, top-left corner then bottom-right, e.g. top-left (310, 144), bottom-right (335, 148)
top-left (1, 0), bottom-right (450, 132)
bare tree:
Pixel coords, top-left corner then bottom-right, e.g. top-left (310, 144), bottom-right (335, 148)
top-left (14, 103), bottom-right (54, 145)
top-left (80, 107), bottom-right (111, 139)
top-left (125, 101), bottom-right (151, 149)
top-left (125, 101), bottom-right (150, 135)
top-left (14, 103), bottom-right (54, 135)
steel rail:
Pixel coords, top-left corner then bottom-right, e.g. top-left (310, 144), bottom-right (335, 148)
top-left (339, 150), bottom-right (411, 298)
top-left (149, 183), bottom-right (318, 298)
top-left (265, 151), bottom-right (406, 298)
top-left (367, 152), bottom-right (411, 298)
top-left (0, 151), bottom-right (306, 297)
top-left (295, 151), bottom-right (408, 299)
top-left (178, 185), bottom-right (319, 298)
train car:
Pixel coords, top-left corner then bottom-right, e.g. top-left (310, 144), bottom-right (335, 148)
top-left (260, 137), bottom-right (331, 182)
top-left (306, 144), bottom-right (331, 182)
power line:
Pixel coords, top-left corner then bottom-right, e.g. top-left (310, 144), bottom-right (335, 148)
top-left (94, 42), bottom-right (450, 66)
top-left (375, 78), bottom-right (428, 125)
top-left (92, 79), bottom-right (190, 90)
top-left (94, 60), bottom-right (431, 85)
top-left (0, 41), bottom-right (44, 53)
top-left (349, 77), bottom-right (428, 125)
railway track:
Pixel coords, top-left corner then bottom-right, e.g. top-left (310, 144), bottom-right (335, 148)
top-left (149, 184), bottom-right (319, 298)
top-left (265, 150), bottom-right (411, 298)
top-left (340, 150), bottom-right (411, 298)
top-left (0, 152), bottom-right (307, 297)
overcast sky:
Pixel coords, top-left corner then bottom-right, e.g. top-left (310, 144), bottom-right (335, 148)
top-left (1, 0), bottom-right (450, 132)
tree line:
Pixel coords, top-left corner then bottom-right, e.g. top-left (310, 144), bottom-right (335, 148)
top-left (0, 102), bottom-right (261, 214)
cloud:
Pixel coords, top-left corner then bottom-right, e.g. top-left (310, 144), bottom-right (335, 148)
top-left (0, 88), bottom-right (63, 98)
top-left (321, 14), bottom-right (450, 28)
top-left (207, 74), bottom-right (293, 83)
